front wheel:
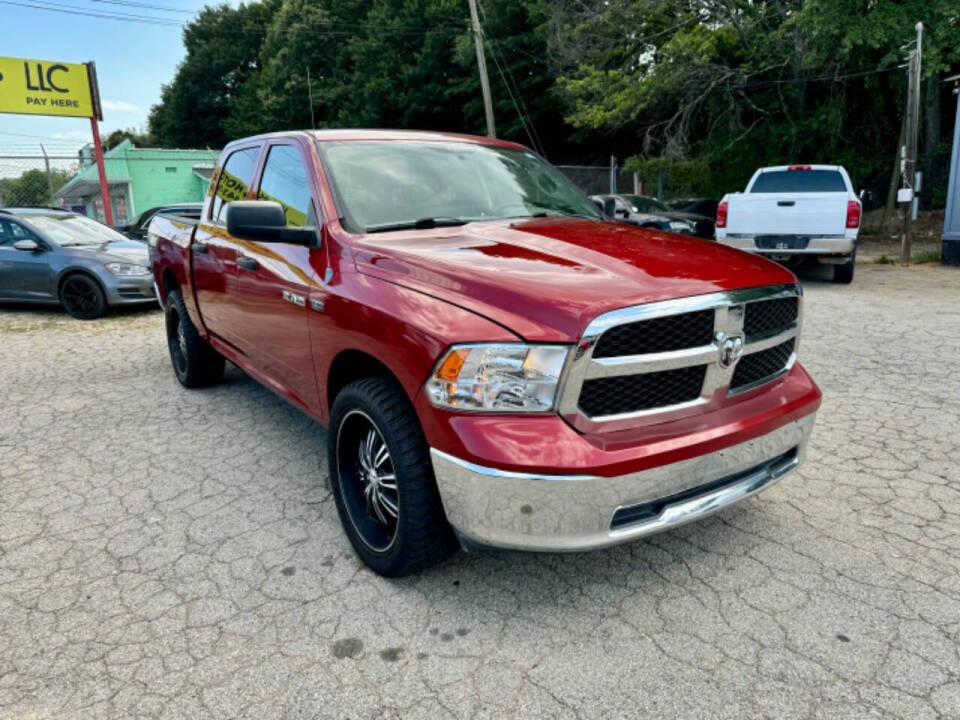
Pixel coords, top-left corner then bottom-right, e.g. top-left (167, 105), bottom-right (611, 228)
top-left (60, 274), bottom-right (106, 320)
top-left (329, 377), bottom-right (456, 577)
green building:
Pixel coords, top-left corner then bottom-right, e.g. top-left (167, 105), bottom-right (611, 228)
top-left (54, 140), bottom-right (219, 224)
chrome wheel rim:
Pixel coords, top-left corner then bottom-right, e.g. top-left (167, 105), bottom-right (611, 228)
top-left (336, 410), bottom-right (400, 552)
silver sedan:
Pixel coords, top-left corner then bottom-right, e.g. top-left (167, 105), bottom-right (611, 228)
top-left (0, 208), bottom-right (156, 319)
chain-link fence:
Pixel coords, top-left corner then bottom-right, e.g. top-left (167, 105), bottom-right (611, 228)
top-left (0, 155), bottom-right (83, 209)
top-left (556, 165), bottom-right (637, 196)
top-left (0, 146), bottom-right (219, 225)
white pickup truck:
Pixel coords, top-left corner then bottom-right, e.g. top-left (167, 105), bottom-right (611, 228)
top-left (715, 165), bottom-right (862, 283)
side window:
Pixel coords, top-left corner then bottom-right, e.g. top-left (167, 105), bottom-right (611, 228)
top-left (258, 145), bottom-right (314, 227)
top-left (0, 219), bottom-right (39, 247)
top-left (211, 147), bottom-right (260, 222)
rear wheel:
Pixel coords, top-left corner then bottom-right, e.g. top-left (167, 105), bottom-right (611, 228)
top-left (60, 274), bottom-right (106, 320)
top-left (165, 288), bottom-right (225, 388)
top-left (329, 377), bottom-right (457, 577)
top-left (832, 252), bottom-right (856, 284)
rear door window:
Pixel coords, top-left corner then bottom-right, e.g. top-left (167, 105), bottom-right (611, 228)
top-left (211, 147), bottom-right (261, 222)
top-left (750, 170), bottom-right (846, 193)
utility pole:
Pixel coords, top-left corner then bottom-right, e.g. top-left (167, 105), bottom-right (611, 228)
top-left (306, 67), bottom-right (316, 131)
top-left (901, 22), bottom-right (923, 263)
top-left (40, 144), bottom-right (55, 206)
top-left (468, 0), bottom-right (496, 138)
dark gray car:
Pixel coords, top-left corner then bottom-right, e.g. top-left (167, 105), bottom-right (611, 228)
top-left (0, 208), bottom-right (156, 319)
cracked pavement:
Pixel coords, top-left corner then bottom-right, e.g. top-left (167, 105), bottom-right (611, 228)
top-left (1, 263), bottom-right (958, 719)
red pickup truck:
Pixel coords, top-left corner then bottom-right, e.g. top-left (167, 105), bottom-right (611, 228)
top-left (149, 130), bottom-right (821, 576)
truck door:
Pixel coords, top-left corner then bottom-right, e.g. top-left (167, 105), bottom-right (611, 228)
top-left (234, 141), bottom-right (323, 409)
top-left (192, 144), bottom-right (262, 347)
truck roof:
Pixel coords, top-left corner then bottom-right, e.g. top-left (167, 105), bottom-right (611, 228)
top-left (226, 129), bottom-right (528, 151)
top-left (756, 164), bottom-right (844, 173)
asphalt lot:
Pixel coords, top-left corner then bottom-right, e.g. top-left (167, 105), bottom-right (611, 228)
top-left (1, 262), bottom-right (959, 719)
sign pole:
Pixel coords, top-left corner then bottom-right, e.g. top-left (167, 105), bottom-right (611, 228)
top-left (89, 116), bottom-right (113, 225)
top-left (84, 61), bottom-right (112, 226)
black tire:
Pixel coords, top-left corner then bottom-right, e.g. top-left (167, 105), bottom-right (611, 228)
top-left (165, 288), bottom-right (225, 388)
top-left (329, 377), bottom-right (457, 577)
top-left (59, 273), bottom-right (107, 320)
top-left (832, 252), bottom-right (856, 284)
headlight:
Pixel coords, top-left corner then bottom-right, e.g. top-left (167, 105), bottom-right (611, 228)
top-left (105, 262), bottom-right (150, 276)
top-left (425, 344), bottom-right (569, 412)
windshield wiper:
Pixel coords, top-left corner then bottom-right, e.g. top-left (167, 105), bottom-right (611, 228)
top-left (524, 205), bottom-right (598, 220)
top-left (365, 217), bottom-right (469, 234)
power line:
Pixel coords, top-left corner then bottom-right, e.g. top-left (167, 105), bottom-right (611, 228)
top-left (477, 1), bottom-right (544, 155)
top-left (4, 0), bottom-right (467, 33)
top-left (0, 131), bottom-right (88, 144)
top-left (0, 0), bottom-right (183, 25)
top-left (483, 34), bottom-right (544, 155)
top-left (88, 0), bottom-right (200, 14)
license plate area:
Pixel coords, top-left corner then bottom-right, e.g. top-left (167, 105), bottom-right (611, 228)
top-left (755, 236), bottom-right (810, 250)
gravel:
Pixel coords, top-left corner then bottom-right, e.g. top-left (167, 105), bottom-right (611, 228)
top-left (1, 262), bottom-right (958, 719)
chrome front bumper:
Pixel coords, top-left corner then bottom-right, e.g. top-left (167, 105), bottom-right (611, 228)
top-left (430, 413), bottom-right (816, 552)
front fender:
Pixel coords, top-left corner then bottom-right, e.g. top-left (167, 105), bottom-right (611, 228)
top-left (310, 270), bottom-right (521, 425)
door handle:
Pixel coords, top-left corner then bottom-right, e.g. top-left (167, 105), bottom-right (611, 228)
top-left (237, 256), bottom-right (258, 271)
top-left (192, 243), bottom-right (208, 253)
top-left (777, 201), bottom-right (795, 207)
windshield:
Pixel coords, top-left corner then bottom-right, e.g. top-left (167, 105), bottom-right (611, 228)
top-left (750, 170), bottom-right (846, 193)
top-left (316, 141), bottom-right (601, 232)
top-left (622, 195), bottom-right (668, 213)
top-left (23, 214), bottom-right (130, 246)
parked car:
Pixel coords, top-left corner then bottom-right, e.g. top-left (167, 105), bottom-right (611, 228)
top-left (115, 203), bottom-right (203, 240)
top-left (0, 207), bottom-right (156, 319)
top-left (666, 197), bottom-right (719, 223)
top-left (150, 130), bottom-right (821, 577)
top-left (715, 165), bottom-right (861, 283)
top-left (591, 193), bottom-right (713, 238)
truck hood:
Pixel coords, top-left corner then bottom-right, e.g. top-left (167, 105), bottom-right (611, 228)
top-left (352, 217), bottom-right (796, 342)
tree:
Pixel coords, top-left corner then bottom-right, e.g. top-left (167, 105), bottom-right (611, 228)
top-left (0, 168), bottom-right (73, 207)
top-left (147, 0), bottom-right (583, 160)
top-left (548, 0), bottom-right (960, 197)
top-left (104, 127), bottom-right (155, 150)
top-left (148, 1), bottom-right (281, 148)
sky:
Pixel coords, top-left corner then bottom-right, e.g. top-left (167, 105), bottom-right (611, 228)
top-left (0, 0), bottom-right (219, 158)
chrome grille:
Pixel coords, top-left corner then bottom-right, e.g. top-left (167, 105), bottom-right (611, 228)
top-left (731, 338), bottom-right (795, 391)
top-left (579, 366), bottom-right (706, 416)
top-left (559, 284), bottom-right (802, 433)
top-left (743, 297), bottom-right (798, 338)
top-left (592, 310), bottom-right (714, 358)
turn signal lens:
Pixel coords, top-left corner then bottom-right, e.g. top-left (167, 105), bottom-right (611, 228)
top-left (426, 344), bottom-right (569, 412)
top-left (436, 348), bottom-right (468, 381)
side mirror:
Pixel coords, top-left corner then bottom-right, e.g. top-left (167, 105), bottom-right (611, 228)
top-left (13, 239), bottom-right (40, 252)
top-left (225, 200), bottom-right (317, 246)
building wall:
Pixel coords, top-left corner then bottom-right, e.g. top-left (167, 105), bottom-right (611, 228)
top-left (126, 154), bottom-right (214, 215)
